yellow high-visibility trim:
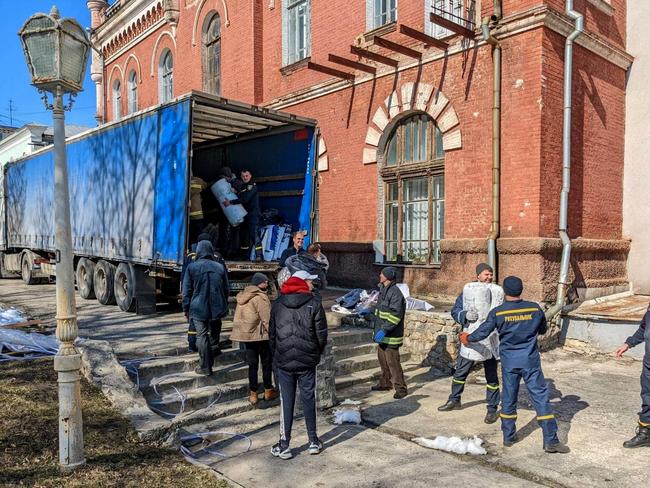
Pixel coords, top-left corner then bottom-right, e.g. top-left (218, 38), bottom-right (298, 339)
top-left (189, 210), bottom-right (204, 218)
top-left (500, 413), bottom-right (518, 419)
top-left (639, 420), bottom-right (650, 427)
top-left (496, 308), bottom-right (539, 316)
top-left (380, 336), bottom-right (403, 345)
top-left (537, 414), bottom-right (555, 421)
top-left (187, 331), bottom-right (197, 335)
top-left (191, 184), bottom-right (204, 189)
top-left (377, 310), bottom-right (401, 325)
top-left (486, 384), bottom-right (500, 391)
top-left (452, 379), bottom-right (466, 385)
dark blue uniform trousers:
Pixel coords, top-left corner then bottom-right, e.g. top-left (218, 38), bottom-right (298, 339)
top-left (640, 359), bottom-right (650, 426)
top-left (449, 356), bottom-right (500, 412)
top-left (500, 366), bottom-right (559, 446)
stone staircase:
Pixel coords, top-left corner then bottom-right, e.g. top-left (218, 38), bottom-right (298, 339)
top-left (127, 323), bottom-right (411, 429)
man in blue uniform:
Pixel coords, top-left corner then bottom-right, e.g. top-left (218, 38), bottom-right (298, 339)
top-left (461, 276), bottom-right (569, 453)
top-left (614, 305), bottom-right (650, 448)
top-left (438, 263), bottom-right (501, 424)
top-left (225, 169), bottom-right (262, 261)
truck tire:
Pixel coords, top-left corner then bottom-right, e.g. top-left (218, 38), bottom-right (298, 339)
top-left (76, 258), bottom-right (96, 300)
top-left (114, 262), bottom-right (136, 312)
top-left (94, 260), bottom-right (116, 305)
top-left (21, 253), bottom-right (38, 285)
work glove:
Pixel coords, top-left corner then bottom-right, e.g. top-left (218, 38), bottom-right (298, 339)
top-left (465, 309), bottom-right (479, 322)
top-left (373, 330), bottom-right (386, 343)
top-left (460, 332), bottom-right (470, 346)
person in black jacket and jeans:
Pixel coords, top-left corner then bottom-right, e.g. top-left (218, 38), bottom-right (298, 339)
top-left (182, 240), bottom-right (229, 376)
top-left (269, 270), bottom-right (328, 460)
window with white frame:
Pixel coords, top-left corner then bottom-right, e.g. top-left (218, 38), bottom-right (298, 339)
top-left (112, 79), bottom-right (121, 121)
top-left (426, 0), bottom-right (475, 39)
top-left (382, 114), bottom-right (445, 265)
top-left (283, 0), bottom-right (310, 66)
top-left (127, 70), bottom-right (138, 114)
top-left (367, 0), bottom-right (397, 30)
top-left (159, 50), bottom-right (174, 103)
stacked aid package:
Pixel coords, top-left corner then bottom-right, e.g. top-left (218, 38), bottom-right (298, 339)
top-left (210, 179), bottom-right (247, 226)
top-left (254, 224), bottom-right (292, 262)
top-left (460, 282), bottom-right (504, 361)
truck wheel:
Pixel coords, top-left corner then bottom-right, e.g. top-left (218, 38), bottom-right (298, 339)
top-left (21, 253), bottom-right (38, 285)
top-left (94, 260), bottom-right (116, 305)
top-left (114, 262), bottom-right (136, 312)
top-left (76, 258), bottom-right (96, 300)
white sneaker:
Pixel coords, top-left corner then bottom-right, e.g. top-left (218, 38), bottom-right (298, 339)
top-left (308, 439), bottom-right (323, 455)
top-left (271, 443), bottom-right (293, 460)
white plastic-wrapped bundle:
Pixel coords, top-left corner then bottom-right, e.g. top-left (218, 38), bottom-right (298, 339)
top-left (460, 282), bottom-right (504, 361)
top-left (210, 179), bottom-right (247, 226)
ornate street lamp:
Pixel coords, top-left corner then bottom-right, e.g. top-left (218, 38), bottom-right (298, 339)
top-left (18, 6), bottom-right (90, 470)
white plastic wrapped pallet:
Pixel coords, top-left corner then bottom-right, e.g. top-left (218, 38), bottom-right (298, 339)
top-left (460, 282), bottom-right (504, 361)
top-left (210, 179), bottom-right (247, 226)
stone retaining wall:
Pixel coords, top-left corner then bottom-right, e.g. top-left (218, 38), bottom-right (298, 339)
top-left (402, 311), bottom-right (460, 373)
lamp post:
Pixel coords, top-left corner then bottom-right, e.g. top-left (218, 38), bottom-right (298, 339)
top-left (18, 6), bottom-right (90, 470)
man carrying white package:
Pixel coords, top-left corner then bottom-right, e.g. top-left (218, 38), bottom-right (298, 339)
top-left (438, 263), bottom-right (503, 424)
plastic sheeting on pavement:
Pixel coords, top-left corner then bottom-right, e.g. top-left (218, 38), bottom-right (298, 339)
top-left (412, 436), bottom-right (487, 455)
top-left (0, 308), bottom-right (27, 326)
top-left (180, 431), bottom-right (252, 461)
top-left (0, 328), bottom-right (58, 362)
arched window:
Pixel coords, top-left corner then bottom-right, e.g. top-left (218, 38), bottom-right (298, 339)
top-left (112, 79), bottom-right (122, 120)
top-left (204, 13), bottom-right (221, 95)
top-left (381, 113), bottom-right (445, 264)
top-left (159, 50), bottom-right (174, 103)
top-left (127, 70), bottom-right (138, 114)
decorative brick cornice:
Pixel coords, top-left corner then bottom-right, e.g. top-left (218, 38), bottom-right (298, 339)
top-left (267, 5), bottom-right (633, 111)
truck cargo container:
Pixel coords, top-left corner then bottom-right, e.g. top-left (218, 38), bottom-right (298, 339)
top-left (0, 91), bottom-right (318, 314)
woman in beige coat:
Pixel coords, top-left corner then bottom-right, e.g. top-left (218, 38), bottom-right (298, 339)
top-left (231, 273), bottom-right (278, 404)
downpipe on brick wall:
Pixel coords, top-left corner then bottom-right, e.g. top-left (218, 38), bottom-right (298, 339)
top-left (545, 1), bottom-right (584, 322)
top-left (482, 7), bottom-right (502, 282)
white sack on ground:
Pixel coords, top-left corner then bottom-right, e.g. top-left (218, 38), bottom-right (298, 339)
top-left (397, 283), bottom-right (410, 298)
top-left (333, 408), bottom-right (362, 424)
top-left (413, 436), bottom-right (487, 455)
top-left (210, 179), bottom-right (247, 226)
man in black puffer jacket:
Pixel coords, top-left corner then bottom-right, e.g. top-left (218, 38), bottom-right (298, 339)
top-left (269, 270), bottom-right (328, 460)
top-left (285, 243), bottom-right (328, 291)
top-left (182, 240), bottom-right (229, 376)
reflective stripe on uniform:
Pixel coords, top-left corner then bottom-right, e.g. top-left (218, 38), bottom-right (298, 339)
top-left (376, 310), bottom-right (401, 325)
top-left (452, 379), bottom-right (465, 385)
top-left (495, 308), bottom-right (539, 316)
top-left (189, 210), bottom-right (204, 218)
top-left (537, 414), bottom-right (555, 421)
top-left (191, 184), bottom-right (204, 189)
top-left (500, 413), bottom-right (517, 419)
top-left (639, 420), bottom-right (650, 427)
top-left (187, 331), bottom-right (197, 335)
top-left (380, 336), bottom-right (403, 346)
top-left (486, 384), bottom-right (500, 391)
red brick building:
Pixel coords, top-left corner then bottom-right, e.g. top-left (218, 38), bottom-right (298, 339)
top-left (87, 0), bottom-right (632, 302)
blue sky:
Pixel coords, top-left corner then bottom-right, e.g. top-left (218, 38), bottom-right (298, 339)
top-left (0, 1), bottom-right (97, 129)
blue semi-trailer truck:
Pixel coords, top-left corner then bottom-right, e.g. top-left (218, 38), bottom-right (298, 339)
top-left (0, 91), bottom-right (319, 314)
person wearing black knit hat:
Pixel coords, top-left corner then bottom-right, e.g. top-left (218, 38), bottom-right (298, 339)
top-left (438, 263), bottom-right (503, 425)
top-left (460, 276), bottom-right (569, 454)
top-left (370, 266), bottom-right (408, 399)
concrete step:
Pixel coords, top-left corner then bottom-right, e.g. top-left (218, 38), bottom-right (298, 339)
top-left (148, 377), bottom-right (255, 415)
top-left (333, 343), bottom-right (377, 361)
top-left (335, 352), bottom-right (411, 376)
top-left (329, 327), bottom-right (373, 347)
top-left (170, 396), bottom-right (280, 430)
top-left (335, 362), bottom-right (424, 392)
top-left (133, 347), bottom-right (246, 383)
top-left (141, 363), bottom-right (250, 397)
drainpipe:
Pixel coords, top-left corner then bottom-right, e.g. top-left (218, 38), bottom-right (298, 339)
top-left (545, 1), bottom-right (584, 321)
top-left (482, 8), bottom-right (502, 282)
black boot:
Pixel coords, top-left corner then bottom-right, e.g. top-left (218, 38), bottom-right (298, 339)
top-left (484, 410), bottom-right (499, 424)
top-left (623, 426), bottom-right (650, 448)
top-left (437, 400), bottom-right (461, 411)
